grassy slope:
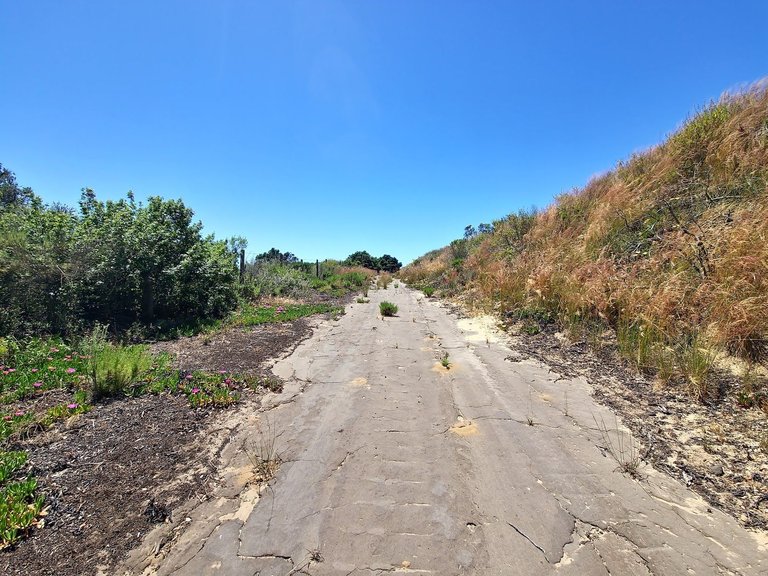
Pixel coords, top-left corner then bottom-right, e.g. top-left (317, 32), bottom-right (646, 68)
top-left (403, 84), bottom-right (768, 400)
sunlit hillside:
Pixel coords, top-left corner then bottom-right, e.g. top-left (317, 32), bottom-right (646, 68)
top-left (403, 83), bottom-right (768, 401)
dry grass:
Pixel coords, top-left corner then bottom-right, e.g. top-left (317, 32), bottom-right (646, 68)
top-left (402, 82), bottom-right (768, 395)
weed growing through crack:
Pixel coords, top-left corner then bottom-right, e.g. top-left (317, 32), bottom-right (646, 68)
top-left (564, 389), bottom-right (569, 418)
top-left (526, 386), bottom-right (535, 426)
top-left (593, 414), bottom-right (642, 478)
top-left (287, 548), bottom-right (324, 575)
top-left (245, 417), bottom-right (281, 486)
top-left (440, 351), bottom-right (451, 370)
top-left (380, 301), bottom-right (398, 317)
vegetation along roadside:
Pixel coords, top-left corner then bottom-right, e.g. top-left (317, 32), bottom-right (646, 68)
top-left (403, 83), bottom-right (768, 531)
top-left (0, 165), bottom-right (398, 572)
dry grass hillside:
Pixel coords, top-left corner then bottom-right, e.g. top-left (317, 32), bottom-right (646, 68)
top-left (403, 83), bottom-right (768, 407)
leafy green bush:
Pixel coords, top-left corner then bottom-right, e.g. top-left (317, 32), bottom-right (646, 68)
top-left (247, 260), bottom-right (311, 298)
top-left (0, 451), bottom-right (27, 484)
top-left (380, 301), bottom-right (398, 317)
top-left (423, 286), bottom-right (435, 297)
top-left (0, 477), bottom-right (44, 549)
top-left (0, 170), bottom-right (240, 338)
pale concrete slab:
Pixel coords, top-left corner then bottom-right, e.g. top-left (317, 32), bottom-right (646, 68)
top-left (134, 285), bottom-right (767, 576)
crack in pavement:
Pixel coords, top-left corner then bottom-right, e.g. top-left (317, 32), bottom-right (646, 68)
top-left (506, 521), bottom-right (548, 558)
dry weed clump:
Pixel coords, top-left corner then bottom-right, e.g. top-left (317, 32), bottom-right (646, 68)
top-left (402, 81), bottom-right (768, 396)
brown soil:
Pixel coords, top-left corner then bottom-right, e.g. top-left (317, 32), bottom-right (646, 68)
top-left (151, 318), bottom-right (314, 374)
top-left (1, 316), bottom-right (320, 576)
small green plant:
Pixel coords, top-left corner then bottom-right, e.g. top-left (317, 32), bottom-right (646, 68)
top-left (356, 297), bottom-right (369, 304)
top-left (678, 336), bottom-right (716, 402)
top-left (380, 301), bottom-right (398, 317)
top-left (521, 322), bottom-right (540, 336)
top-left (85, 327), bottom-right (154, 400)
top-left (617, 320), bottom-right (667, 374)
top-left (736, 368), bottom-right (766, 409)
top-left (0, 451), bottom-right (27, 484)
top-left (0, 475), bottom-right (45, 549)
top-left (243, 374), bottom-right (283, 393)
top-left (440, 351), bottom-right (451, 369)
top-left (526, 386), bottom-right (534, 425)
top-left (423, 286), bottom-right (435, 297)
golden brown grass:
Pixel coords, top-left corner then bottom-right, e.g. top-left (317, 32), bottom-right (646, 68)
top-left (402, 82), bottom-right (768, 394)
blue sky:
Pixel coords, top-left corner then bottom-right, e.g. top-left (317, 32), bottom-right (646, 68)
top-left (2, 1), bottom-right (767, 264)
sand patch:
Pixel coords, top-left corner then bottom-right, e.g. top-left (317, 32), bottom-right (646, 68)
top-left (349, 377), bottom-right (369, 387)
top-left (457, 315), bottom-right (504, 344)
top-left (432, 362), bottom-right (459, 375)
top-left (450, 418), bottom-right (478, 436)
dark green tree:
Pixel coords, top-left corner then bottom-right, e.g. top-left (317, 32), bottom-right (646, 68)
top-left (378, 254), bottom-right (402, 273)
top-left (0, 169), bottom-right (240, 336)
top-left (344, 250), bottom-right (379, 270)
top-left (254, 247), bottom-right (298, 263)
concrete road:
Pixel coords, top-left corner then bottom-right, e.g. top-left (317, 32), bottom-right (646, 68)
top-left (144, 284), bottom-right (767, 575)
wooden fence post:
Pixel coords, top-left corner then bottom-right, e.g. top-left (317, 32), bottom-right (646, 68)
top-left (239, 249), bottom-right (245, 283)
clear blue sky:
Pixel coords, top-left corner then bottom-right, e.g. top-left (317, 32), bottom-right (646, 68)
top-left (2, 1), bottom-right (767, 264)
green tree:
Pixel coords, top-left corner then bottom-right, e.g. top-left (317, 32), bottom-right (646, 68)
top-left (1, 172), bottom-right (240, 336)
top-left (344, 251), bottom-right (379, 270)
top-left (378, 254), bottom-right (402, 273)
top-left (254, 247), bottom-right (298, 263)
top-left (0, 163), bottom-right (36, 208)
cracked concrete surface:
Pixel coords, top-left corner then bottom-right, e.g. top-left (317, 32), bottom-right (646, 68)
top-left (120, 285), bottom-right (767, 575)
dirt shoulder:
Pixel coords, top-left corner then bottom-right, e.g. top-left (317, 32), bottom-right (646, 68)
top-left (1, 315), bottom-right (323, 576)
top-left (445, 300), bottom-right (768, 533)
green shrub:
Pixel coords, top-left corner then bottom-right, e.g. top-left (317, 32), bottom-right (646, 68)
top-left (341, 271), bottom-right (368, 287)
top-left (0, 179), bottom-right (240, 338)
top-left (423, 286), bottom-right (435, 297)
top-left (380, 301), bottom-right (398, 317)
top-left (0, 451), bottom-right (27, 484)
top-left (84, 325), bottom-right (154, 400)
top-left (0, 477), bottom-right (44, 548)
top-left (248, 261), bottom-right (311, 298)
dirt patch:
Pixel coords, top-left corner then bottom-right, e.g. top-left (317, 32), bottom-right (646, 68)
top-left (150, 318), bottom-right (314, 374)
top-left (1, 313), bottom-right (331, 576)
top-left (2, 395), bottom-right (215, 576)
